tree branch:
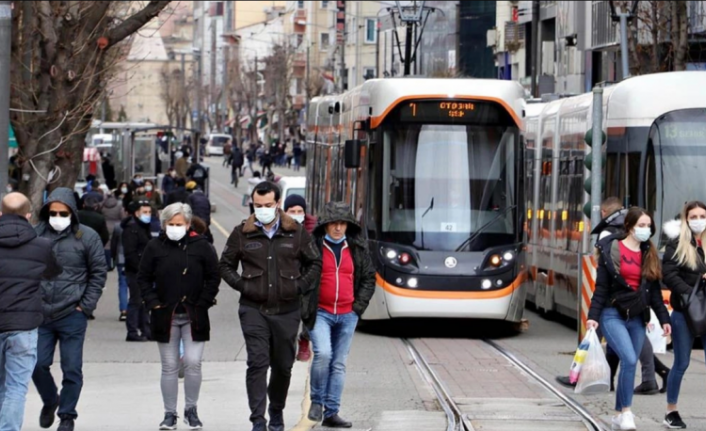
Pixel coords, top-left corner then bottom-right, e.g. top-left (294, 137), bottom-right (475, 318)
top-left (104, 1), bottom-right (171, 49)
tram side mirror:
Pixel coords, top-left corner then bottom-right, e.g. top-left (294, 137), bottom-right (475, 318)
top-left (344, 140), bottom-right (361, 169)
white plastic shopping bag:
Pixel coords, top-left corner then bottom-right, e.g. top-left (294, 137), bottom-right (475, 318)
top-left (647, 309), bottom-right (667, 354)
top-left (575, 328), bottom-right (611, 395)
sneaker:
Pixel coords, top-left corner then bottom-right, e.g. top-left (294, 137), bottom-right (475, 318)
top-left (555, 375), bottom-right (576, 388)
top-left (268, 408), bottom-right (284, 431)
top-left (184, 407), bottom-right (203, 430)
top-left (619, 411), bottom-right (636, 430)
top-left (57, 418), bottom-right (74, 431)
top-left (119, 311), bottom-right (127, 321)
top-left (39, 398), bottom-right (59, 429)
top-left (126, 334), bottom-right (148, 342)
top-left (297, 338), bottom-right (311, 362)
top-left (159, 412), bottom-right (178, 430)
top-left (322, 414), bottom-right (353, 428)
top-left (664, 411), bottom-right (687, 429)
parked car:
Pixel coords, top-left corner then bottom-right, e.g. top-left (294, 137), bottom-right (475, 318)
top-left (205, 133), bottom-right (230, 156)
top-left (278, 176), bottom-right (306, 201)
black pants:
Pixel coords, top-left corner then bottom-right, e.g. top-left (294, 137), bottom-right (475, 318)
top-left (126, 274), bottom-right (151, 339)
top-left (239, 305), bottom-right (299, 425)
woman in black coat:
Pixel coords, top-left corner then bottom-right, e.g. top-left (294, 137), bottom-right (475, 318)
top-left (661, 201), bottom-right (706, 429)
top-left (137, 202), bottom-right (220, 430)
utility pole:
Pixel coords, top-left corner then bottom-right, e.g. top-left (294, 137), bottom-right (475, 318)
top-left (609, 1), bottom-right (639, 80)
top-left (180, 52), bottom-right (186, 137)
top-left (195, 49), bottom-right (203, 157)
top-left (306, 44), bottom-right (310, 101)
top-left (403, 21), bottom-right (413, 76)
top-left (376, 20), bottom-right (380, 78)
top-left (222, 46), bottom-right (229, 133)
top-left (252, 53), bottom-right (258, 144)
top-left (530, 0), bottom-right (539, 97)
top-left (210, 22), bottom-right (217, 132)
top-left (0, 1), bottom-right (11, 196)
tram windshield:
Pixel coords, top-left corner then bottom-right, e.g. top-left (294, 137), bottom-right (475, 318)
top-left (653, 109), bottom-right (706, 238)
top-left (379, 103), bottom-right (519, 252)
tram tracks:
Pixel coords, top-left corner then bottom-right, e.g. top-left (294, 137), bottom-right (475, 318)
top-left (403, 338), bottom-right (608, 431)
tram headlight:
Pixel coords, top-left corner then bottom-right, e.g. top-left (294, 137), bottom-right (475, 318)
top-left (503, 252), bottom-right (514, 261)
top-left (482, 249), bottom-right (518, 272)
top-left (481, 279), bottom-right (493, 290)
top-left (399, 253), bottom-right (412, 265)
top-left (386, 249), bottom-right (397, 260)
top-left (489, 254), bottom-right (502, 267)
top-left (407, 277), bottom-right (418, 288)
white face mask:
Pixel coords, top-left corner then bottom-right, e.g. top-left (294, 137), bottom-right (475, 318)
top-left (255, 207), bottom-right (277, 225)
top-left (291, 214), bottom-right (305, 224)
top-left (689, 219), bottom-right (706, 235)
top-left (145, 186), bottom-right (153, 192)
top-left (49, 216), bottom-right (71, 232)
top-left (633, 227), bottom-right (652, 243)
top-left (120, 187), bottom-right (128, 195)
top-left (166, 225), bottom-right (187, 241)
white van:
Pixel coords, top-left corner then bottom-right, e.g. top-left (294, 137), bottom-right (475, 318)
top-left (278, 176), bottom-right (306, 200)
top-left (205, 133), bottom-right (230, 156)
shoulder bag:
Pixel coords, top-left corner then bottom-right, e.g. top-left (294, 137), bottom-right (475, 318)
top-left (681, 278), bottom-right (706, 337)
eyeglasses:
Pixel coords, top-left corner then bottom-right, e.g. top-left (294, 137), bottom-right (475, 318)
top-left (49, 211), bottom-right (71, 218)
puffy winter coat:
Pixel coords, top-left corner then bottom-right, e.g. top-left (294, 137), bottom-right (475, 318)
top-left (303, 202), bottom-right (375, 330)
top-left (35, 188), bottom-right (108, 321)
top-left (138, 231), bottom-right (220, 342)
top-left (662, 219), bottom-right (706, 312)
top-left (0, 215), bottom-right (62, 332)
top-left (187, 191), bottom-right (211, 226)
top-left (121, 216), bottom-right (153, 276)
top-left (101, 195), bottom-right (124, 238)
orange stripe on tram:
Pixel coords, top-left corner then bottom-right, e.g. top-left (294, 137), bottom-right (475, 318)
top-left (375, 271), bottom-right (527, 300)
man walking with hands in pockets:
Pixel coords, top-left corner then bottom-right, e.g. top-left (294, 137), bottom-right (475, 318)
top-left (0, 193), bottom-right (62, 431)
top-left (220, 181), bottom-right (321, 431)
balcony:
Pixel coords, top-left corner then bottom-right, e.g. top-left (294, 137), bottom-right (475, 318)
top-left (292, 52), bottom-right (307, 68)
top-left (293, 94), bottom-right (306, 109)
top-left (295, 9), bottom-right (307, 21)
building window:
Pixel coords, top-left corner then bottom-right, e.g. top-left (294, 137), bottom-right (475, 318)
top-left (365, 18), bottom-right (377, 43)
top-left (297, 1), bottom-right (305, 8)
top-left (363, 67), bottom-right (376, 80)
top-left (320, 32), bottom-right (330, 47)
top-left (321, 1), bottom-right (329, 8)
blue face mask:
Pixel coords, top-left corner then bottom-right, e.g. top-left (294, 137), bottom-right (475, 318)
top-left (139, 214), bottom-right (152, 224)
top-left (325, 234), bottom-right (346, 244)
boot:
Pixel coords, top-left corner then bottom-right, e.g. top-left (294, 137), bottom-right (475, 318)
top-left (125, 304), bottom-right (145, 341)
top-left (607, 350), bottom-right (620, 392)
top-left (654, 355), bottom-right (670, 394)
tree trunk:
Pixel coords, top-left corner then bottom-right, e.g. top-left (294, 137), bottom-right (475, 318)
top-left (672, 0), bottom-right (688, 71)
top-left (650, 1), bottom-right (660, 73)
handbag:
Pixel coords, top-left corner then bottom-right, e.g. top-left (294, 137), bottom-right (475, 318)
top-left (680, 278), bottom-right (706, 337)
top-left (611, 288), bottom-right (649, 323)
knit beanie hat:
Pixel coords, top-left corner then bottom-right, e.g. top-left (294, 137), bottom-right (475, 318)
top-left (284, 194), bottom-right (306, 212)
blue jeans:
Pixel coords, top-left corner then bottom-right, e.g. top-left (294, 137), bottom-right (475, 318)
top-left (32, 310), bottom-right (88, 419)
top-left (309, 310), bottom-right (359, 418)
top-left (667, 310), bottom-right (706, 405)
top-left (600, 307), bottom-right (646, 412)
top-left (117, 264), bottom-right (128, 312)
top-left (0, 329), bottom-right (38, 431)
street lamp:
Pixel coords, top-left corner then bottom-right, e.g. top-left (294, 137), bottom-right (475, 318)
top-left (608, 0), bottom-right (639, 80)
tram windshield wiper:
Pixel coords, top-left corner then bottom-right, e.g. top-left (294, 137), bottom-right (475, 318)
top-left (419, 197), bottom-right (434, 251)
top-left (454, 205), bottom-right (517, 252)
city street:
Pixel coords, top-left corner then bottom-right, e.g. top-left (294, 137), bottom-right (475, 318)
top-left (20, 158), bottom-right (706, 431)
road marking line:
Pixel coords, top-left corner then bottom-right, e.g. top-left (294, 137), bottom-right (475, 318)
top-left (211, 219), bottom-right (230, 238)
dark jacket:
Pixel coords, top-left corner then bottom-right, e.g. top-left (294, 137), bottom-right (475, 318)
top-left (0, 215), bottom-right (62, 332)
top-left (592, 208), bottom-right (627, 240)
top-left (187, 191), bottom-right (211, 226)
top-left (219, 210), bottom-right (322, 315)
top-left (303, 202), bottom-right (375, 329)
top-left (78, 208), bottom-right (110, 246)
top-left (162, 175), bottom-right (176, 195)
top-left (303, 214), bottom-right (317, 235)
top-left (186, 163), bottom-right (208, 187)
top-left (138, 231), bottom-right (220, 343)
top-left (230, 148), bottom-right (244, 168)
top-left (121, 216), bottom-right (153, 275)
top-left (166, 187), bottom-right (189, 206)
top-left (588, 234), bottom-right (670, 325)
top-left (35, 188), bottom-right (107, 321)
top-left (662, 219), bottom-right (704, 312)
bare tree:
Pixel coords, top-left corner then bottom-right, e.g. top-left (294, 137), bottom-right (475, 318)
top-left (160, 63), bottom-right (192, 130)
top-left (263, 43), bottom-right (294, 145)
top-left (10, 1), bottom-right (171, 211)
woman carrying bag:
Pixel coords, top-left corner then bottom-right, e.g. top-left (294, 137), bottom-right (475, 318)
top-left (661, 201), bottom-right (706, 429)
top-left (138, 203), bottom-right (220, 430)
top-left (586, 207), bottom-right (671, 431)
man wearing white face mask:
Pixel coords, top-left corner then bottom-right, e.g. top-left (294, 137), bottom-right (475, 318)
top-left (220, 181), bottom-right (322, 431)
top-left (32, 188), bottom-right (107, 431)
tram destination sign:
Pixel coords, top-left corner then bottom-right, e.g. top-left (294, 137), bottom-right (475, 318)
top-left (397, 100), bottom-right (506, 124)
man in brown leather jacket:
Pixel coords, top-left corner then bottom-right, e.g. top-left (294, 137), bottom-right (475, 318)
top-left (219, 181), bottom-right (321, 431)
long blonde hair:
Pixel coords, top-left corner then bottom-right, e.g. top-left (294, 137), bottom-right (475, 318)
top-left (674, 201), bottom-right (706, 270)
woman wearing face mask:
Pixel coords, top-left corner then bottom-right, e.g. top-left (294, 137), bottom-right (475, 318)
top-left (661, 201), bottom-right (706, 429)
top-left (138, 179), bottom-right (164, 211)
top-left (138, 203), bottom-right (220, 430)
top-left (586, 207), bottom-right (671, 431)
top-left (116, 182), bottom-right (132, 210)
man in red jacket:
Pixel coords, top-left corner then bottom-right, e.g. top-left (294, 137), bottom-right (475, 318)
top-left (304, 202), bottom-right (375, 428)
top-left (284, 195), bottom-right (317, 361)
